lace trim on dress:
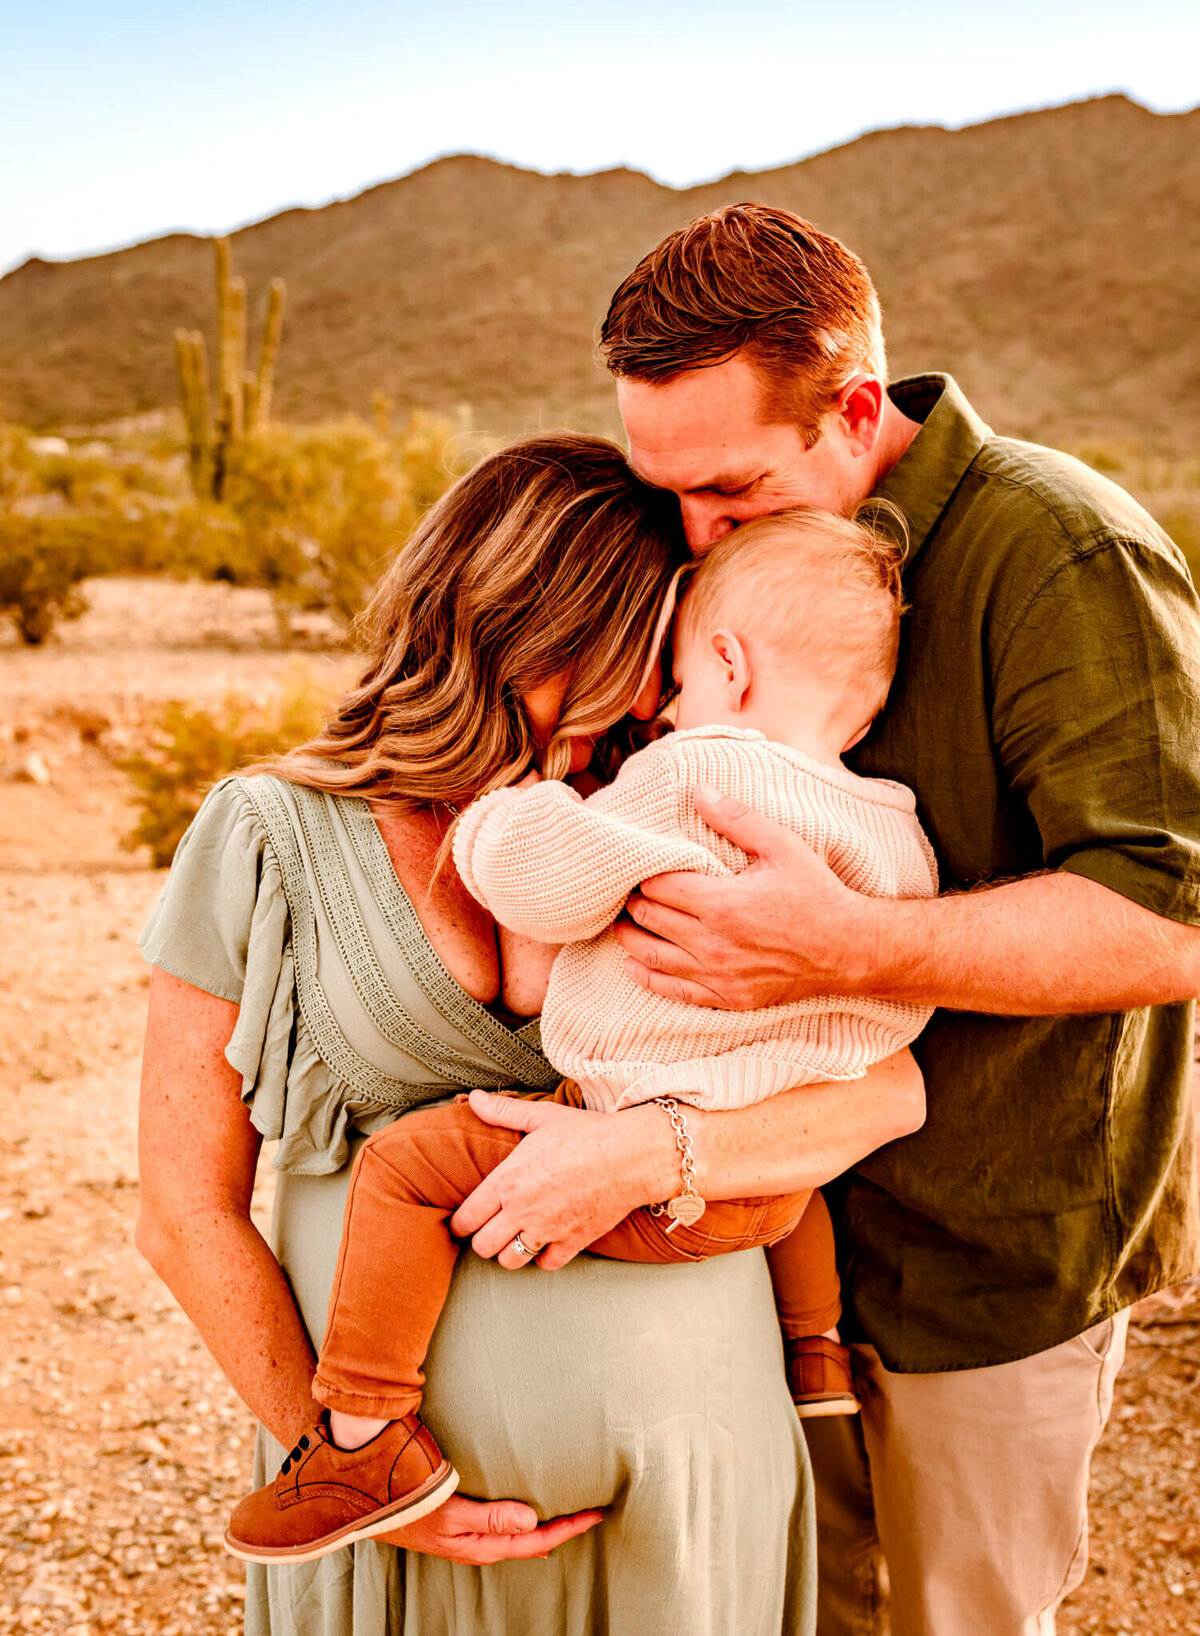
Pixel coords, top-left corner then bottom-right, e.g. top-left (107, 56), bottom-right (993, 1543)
top-left (340, 796), bottom-right (556, 1088)
top-left (240, 779), bottom-right (492, 1107)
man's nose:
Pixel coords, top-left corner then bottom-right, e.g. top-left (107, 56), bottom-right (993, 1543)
top-left (680, 498), bottom-right (736, 552)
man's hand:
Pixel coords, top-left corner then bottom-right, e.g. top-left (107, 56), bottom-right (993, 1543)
top-left (616, 785), bottom-right (1200, 1016)
top-left (450, 1092), bottom-right (675, 1269)
top-left (376, 1493), bottom-right (602, 1562)
top-left (614, 784), bottom-right (879, 1010)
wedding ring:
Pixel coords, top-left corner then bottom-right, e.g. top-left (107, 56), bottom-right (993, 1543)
top-left (510, 1232), bottom-right (536, 1258)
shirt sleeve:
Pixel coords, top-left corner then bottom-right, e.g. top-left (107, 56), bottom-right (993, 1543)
top-left (991, 535), bottom-right (1200, 924)
top-left (138, 776), bottom-right (286, 1002)
top-left (452, 741), bottom-right (727, 942)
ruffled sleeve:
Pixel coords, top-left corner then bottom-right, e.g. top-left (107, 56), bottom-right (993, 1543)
top-left (138, 777), bottom-right (330, 1163)
top-left (139, 776), bottom-right (283, 1005)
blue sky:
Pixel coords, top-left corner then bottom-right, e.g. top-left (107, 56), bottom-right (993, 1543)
top-left (2, 0), bottom-right (1197, 275)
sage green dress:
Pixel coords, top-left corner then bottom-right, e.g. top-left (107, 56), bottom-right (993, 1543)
top-left (140, 775), bottom-right (815, 1636)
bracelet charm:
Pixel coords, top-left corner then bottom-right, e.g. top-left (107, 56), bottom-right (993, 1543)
top-left (648, 1096), bottom-right (706, 1232)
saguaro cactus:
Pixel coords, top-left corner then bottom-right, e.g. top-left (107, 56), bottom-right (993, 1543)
top-left (253, 280), bottom-right (287, 430)
top-left (173, 328), bottom-right (211, 494)
top-left (174, 238), bottom-right (287, 499)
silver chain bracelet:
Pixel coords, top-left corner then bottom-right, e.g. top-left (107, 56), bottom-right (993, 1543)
top-left (647, 1096), bottom-right (706, 1231)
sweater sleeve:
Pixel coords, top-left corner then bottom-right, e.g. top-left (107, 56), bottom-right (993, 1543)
top-left (452, 742), bottom-right (729, 942)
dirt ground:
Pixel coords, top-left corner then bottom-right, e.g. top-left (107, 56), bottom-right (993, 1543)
top-left (1, 579), bottom-right (1197, 1635)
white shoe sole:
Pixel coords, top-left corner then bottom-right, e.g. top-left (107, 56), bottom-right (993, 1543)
top-left (794, 1399), bottom-right (860, 1419)
top-left (223, 1462), bottom-right (460, 1565)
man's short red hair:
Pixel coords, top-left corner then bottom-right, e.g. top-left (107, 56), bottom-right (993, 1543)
top-left (600, 203), bottom-right (886, 449)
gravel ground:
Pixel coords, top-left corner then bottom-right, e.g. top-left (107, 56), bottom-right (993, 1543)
top-left (1, 579), bottom-right (1197, 1634)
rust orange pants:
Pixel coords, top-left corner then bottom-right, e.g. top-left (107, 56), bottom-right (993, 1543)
top-left (313, 1084), bottom-right (843, 1419)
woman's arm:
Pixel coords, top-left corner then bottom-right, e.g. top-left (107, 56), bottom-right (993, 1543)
top-left (136, 967), bottom-right (601, 1562)
top-left (136, 967), bottom-right (318, 1447)
top-left (452, 1047), bottom-right (924, 1269)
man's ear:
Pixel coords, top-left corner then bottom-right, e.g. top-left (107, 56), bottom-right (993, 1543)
top-left (836, 374), bottom-right (885, 455)
top-left (711, 629), bottom-right (752, 711)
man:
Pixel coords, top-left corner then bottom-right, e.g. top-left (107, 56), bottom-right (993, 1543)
top-left (599, 203), bottom-right (1200, 1636)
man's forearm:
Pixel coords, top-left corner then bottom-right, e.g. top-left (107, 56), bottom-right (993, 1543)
top-left (855, 870), bottom-right (1200, 1014)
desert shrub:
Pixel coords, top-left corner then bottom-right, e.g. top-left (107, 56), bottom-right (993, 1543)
top-left (0, 411), bottom-right (469, 643)
top-left (119, 667), bottom-right (336, 866)
top-left (0, 515), bottom-right (115, 644)
top-left (0, 425), bottom-right (39, 506)
top-left (1161, 507), bottom-right (1200, 586)
top-left (104, 501), bottom-right (249, 579)
top-left (220, 412), bottom-right (465, 629)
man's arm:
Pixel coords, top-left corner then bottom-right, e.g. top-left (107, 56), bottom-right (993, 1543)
top-left (621, 536), bottom-right (1200, 1016)
top-left (615, 787), bottom-right (1200, 1014)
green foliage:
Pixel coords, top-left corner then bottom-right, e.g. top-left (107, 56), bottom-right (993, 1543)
top-left (219, 411), bottom-right (464, 628)
top-left (119, 668), bottom-right (335, 867)
top-left (1075, 445), bottom-right (1200, 589)
top-left (0, 406), bottom-right (467, 644)
top-left (1161, 506), bottom-right (1200, 585)
top-left (0, 425), bottom-right (39, 505)
top-left (0, 515), bottom-right (114, 644)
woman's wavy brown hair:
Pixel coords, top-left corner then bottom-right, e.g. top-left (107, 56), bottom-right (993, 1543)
top-left (261, 433), bottom-right (687, 808)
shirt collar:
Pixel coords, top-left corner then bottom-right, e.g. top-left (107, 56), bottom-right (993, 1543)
top-left (875, 374), bottom-right (991, 569)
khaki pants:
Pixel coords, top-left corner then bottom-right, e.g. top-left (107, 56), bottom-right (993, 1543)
top-left (803, 1312), bottom-right (1129, 1636)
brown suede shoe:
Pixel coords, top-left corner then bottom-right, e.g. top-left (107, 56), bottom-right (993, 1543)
top-left (224, 1412), bottom-right (458, 1564)
top-left (785, 1336), bottom-right (860, 1419)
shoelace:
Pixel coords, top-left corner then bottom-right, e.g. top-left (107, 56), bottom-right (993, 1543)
top-left (279, 1433), bottom-right (312, 1477)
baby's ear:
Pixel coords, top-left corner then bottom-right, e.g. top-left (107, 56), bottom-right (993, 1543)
top-left (712, 628), bottom-right (751, 707)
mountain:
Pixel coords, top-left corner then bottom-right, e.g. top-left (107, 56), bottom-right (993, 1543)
top-left (1, 94), bottom-right (1197, 452)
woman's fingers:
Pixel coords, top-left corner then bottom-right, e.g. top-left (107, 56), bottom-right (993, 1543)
top-left (514, 1508), bottom-right (605, 1555)
top-left (468, 1211), bottom-right (524, 1262)
top-left (465, 1088), bottom-right (564, 1133)
top-left (469, 1507), bottom-right (605, 1563)
top-left (535, 1238), bottom-right (585, 1271)
top-left (495, 1232), bottom-right (544, 1270)
top-left (449, 1167), bottom-right (504, 1238)
top-left (375, 1494), bottom-right (603, 1562)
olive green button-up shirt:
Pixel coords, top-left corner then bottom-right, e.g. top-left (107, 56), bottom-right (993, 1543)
top-left (843, 374), bottom-right (1200, 1371)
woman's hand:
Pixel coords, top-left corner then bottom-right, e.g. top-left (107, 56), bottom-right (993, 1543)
top-left (376, 1493), bottom-right (602, 1563)
top-left (449, 1092), bottom-right (676, 1270)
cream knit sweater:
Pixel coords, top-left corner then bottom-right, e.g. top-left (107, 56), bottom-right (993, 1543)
top-left (453, 726), bottom-right (938, 1113)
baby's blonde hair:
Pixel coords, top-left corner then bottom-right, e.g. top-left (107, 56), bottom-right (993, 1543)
top-left (677, 505), bottom-right (907, 716)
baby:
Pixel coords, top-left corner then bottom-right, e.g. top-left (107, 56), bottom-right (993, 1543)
top-left (225, 507), bottom-right (938, 1565)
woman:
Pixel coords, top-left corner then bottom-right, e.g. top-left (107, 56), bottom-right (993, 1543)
top-left (136, 434), bottom-right (923, 1635)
